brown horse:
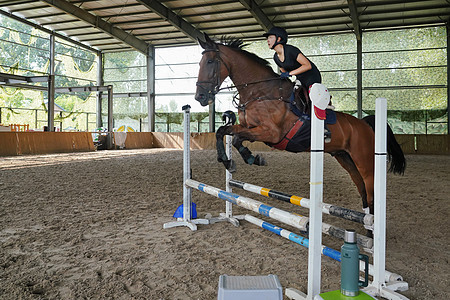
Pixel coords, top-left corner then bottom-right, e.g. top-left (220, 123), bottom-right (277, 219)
top-left (195, 35), bottom-right (405, 224)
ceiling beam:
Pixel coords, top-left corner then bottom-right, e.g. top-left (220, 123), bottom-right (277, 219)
top-left (0, 0), bottom-right (34, 6)
top-left (238, 0), bottom-right (273, 31)
top-left (11, 1), bottom-right (140, 13)
top-left (0, 8), bottom-right (98, 53)
top-left (136, 0), bottom-right (205, 42)
top-left (41, 0), bottom-right (149, 54)
top-left (348, 0), bottom-right (362, 40)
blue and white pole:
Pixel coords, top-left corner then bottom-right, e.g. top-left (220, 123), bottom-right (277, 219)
top-left (245, 214), bottom-right (402, 284)
top-left (186, 179), bottom-right (309, 232)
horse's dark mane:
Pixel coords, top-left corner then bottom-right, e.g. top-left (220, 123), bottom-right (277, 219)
top-left (218, 36), bottom-right (276, 74)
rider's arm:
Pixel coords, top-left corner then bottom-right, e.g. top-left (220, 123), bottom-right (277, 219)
top-left (288, 53), bottom-right (312, 76)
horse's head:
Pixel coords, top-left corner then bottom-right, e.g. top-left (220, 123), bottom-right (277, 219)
top-left (195, 34), bottom-right (230, 106)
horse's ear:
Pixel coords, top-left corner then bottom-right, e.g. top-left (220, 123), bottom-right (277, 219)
top-left (198, 33), bottom-right (216, 50)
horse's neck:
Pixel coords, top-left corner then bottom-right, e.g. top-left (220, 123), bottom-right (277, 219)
top-left (223, 50), bottom-right (290, 100)
top-left (228, 62), bottom-right (270, 89)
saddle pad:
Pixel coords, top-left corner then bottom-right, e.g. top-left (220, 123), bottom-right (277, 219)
top-left (325, 109), bottom-right (337, 125)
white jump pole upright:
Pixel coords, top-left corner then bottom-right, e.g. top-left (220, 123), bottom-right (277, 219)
top-left (307, 102), bottom-right (325, 299)
top-left (222, 135), bottom-right (242, 226)
top-left (286, 86), bottom-right (326, 300)
top-left (196, 119), bottom-right (241, 226)
top-left (373, 97), bottom-right (387, 291)
top-left (163, 105), bottom-right (209, 231)
top-left (362, 98), bottom-right (409, 300)
top-left (225, 135), bottom-right (233, 218)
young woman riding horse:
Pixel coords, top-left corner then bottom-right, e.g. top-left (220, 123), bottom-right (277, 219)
top-left (264, 27), bottom-right (331, 141)
top-left (264, 27), bottom-right (321, 92)
top-left (195, 34), bottom-right (405, 234)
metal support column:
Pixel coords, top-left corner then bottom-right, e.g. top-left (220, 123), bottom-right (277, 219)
top-left (147, 45), bottom-right (155, 132)
top-left (447, 21), bottom-right (449, 134)
top-left (96, 51), bottom-right (103, 129)
top-left (348, 0), bottom-right (363, 118)
top-left (107, 85), bottom-right (113, 149)
top-left (357, 37), bottom-right (363, 119)
top-left (209, 102), bottom-right (215, 132)
top-left (47, 34), bottom-right (55, 131)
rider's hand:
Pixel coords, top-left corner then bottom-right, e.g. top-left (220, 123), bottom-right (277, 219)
top-left (280, 71), bottom-right (290, 79)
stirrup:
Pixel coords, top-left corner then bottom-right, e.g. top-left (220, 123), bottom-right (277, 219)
top-left (324, 128), bottom-right (331, 143)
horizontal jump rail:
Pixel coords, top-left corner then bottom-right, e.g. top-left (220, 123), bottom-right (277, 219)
top-left (186, 179), bottom-right (309, 231)
top-left (230, 179), bottom-right (374, 228)
top-left (187, 179), bottom-right (372, 250)
top-left (244, 214), bottom-right (402, 283)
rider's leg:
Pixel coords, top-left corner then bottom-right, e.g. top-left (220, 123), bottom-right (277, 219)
top-left (324, 123), bottom-right (331, 143)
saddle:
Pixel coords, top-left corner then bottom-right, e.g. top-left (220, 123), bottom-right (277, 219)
top-left (290, 84), bottom-right (311, 117)
top-left (290, 84), bottom-right (336, 126)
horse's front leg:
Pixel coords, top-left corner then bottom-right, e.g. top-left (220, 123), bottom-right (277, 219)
top-left (216, 125), bottom-right (236, 172)
top-left (232, 135), bottom-right (266, 167)
top-left (216, 123), bottom-right (275, 172)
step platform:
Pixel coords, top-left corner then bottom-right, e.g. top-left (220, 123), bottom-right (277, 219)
top-left (218, 274), bottom-right (283, 300)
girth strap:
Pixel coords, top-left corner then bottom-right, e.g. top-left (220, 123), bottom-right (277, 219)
top-left (271, 119), bottom-right (304, 150)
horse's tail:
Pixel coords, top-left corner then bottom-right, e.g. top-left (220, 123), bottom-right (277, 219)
top-left (363, 115), bottom-right (406, 175)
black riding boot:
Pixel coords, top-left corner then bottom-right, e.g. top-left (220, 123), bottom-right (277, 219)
top-left (324, 124), bottom-right (331, 143)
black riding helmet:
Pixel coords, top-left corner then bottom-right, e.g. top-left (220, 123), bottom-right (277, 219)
top-left (263, 27), bottom-right (288, 49)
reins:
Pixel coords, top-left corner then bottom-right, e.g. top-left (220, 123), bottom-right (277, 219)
top-left (231, 91), bottom-right (291, 111)
top-left (217, 77), bottom-right (283, 93)
top-left (197, 47), bottom-right (292, 111)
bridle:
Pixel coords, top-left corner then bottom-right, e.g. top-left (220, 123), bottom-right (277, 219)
top-left (195, 48), bottom-right (231, 97)
top-left (196, 48), bottom-right (285, 96)
top-left (196, 47), bottom-right (294, 111)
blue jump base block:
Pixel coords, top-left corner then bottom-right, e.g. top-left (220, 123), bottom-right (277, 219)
top-left (173, 202), bottom-right (197, 219)
top-left (217, 274), bottom-right (283, 300)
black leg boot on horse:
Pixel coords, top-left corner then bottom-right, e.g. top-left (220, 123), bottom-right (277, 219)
top-left (216, 111), bottom-right (266, 173)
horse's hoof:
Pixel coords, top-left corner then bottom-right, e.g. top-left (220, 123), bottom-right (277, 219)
top-left (227, 159), bottom-right (236, 173)
top-left (255, 154), bottom-right (267, 166)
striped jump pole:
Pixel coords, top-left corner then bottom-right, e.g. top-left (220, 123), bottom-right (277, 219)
top-left (227, 180), bottom-right (373, 250)
top-left (186, 178), bottom-right (309, 232)
top-left (229, 179), bottom-right (374, 229)
top-left (188, 177), bottom-right (372, 250)
top-left (244, 214), bottom-right (403, 284)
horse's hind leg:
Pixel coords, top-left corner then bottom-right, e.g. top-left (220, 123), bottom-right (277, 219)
top-left (333, 151), bottom-right (374, 238)
top-left (232, 135), bottom-right (266, 166)
top-left (333, 151), bottom-right (368, 209)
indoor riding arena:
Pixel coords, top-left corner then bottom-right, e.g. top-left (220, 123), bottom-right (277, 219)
top-left (1, 1), bottom-right (449, 300)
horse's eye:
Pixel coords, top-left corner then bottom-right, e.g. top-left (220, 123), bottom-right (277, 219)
top-left (207, 59), bottom-right (214, 64)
